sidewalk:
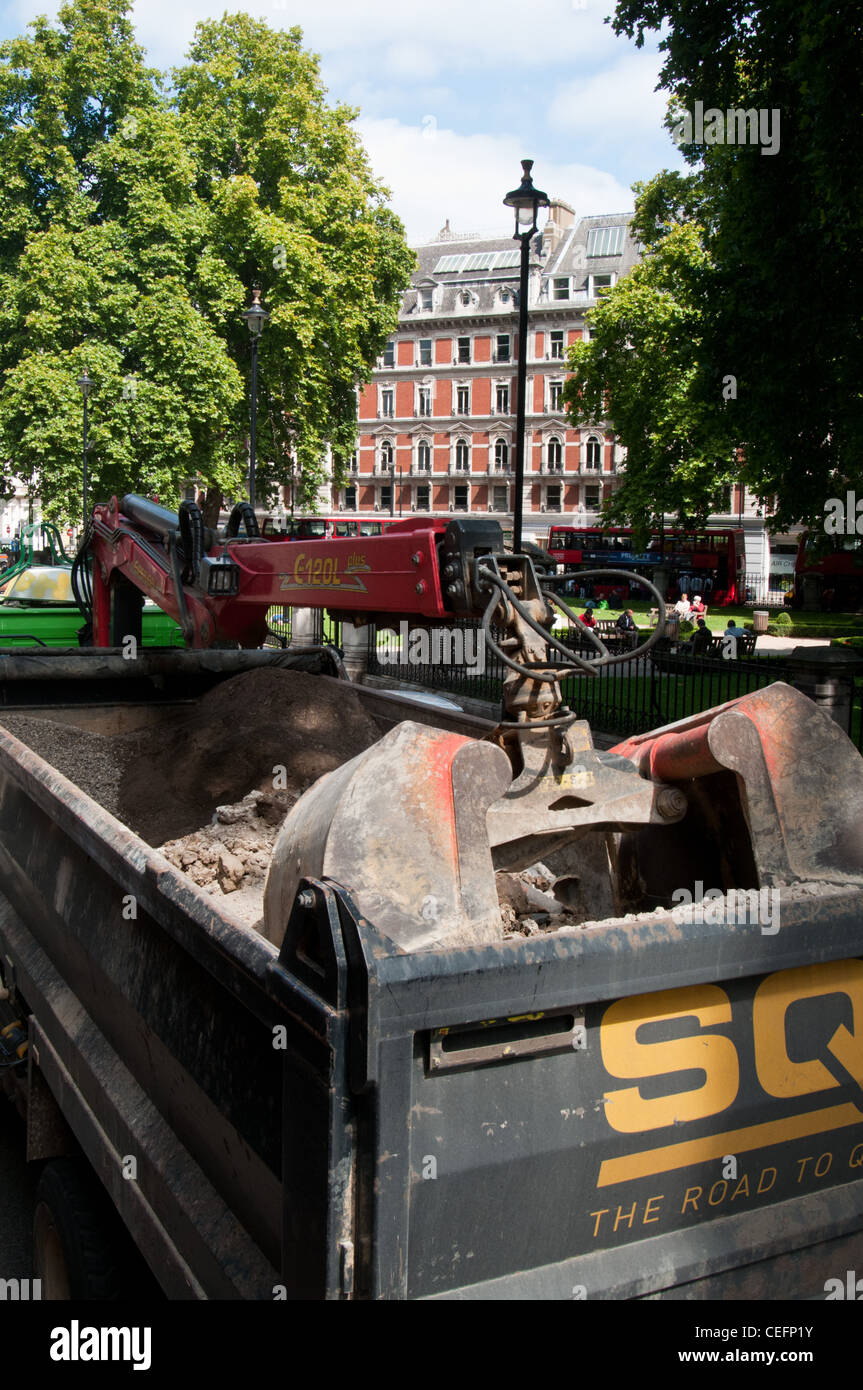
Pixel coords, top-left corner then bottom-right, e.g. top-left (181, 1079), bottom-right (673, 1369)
top-left (753, 634), bottom-right (831, 651)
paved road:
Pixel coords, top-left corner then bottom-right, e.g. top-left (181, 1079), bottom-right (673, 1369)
top-left (0, 1103), bottom-right (37, 1282)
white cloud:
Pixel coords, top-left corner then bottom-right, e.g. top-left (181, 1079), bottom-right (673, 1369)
top-left (0, 0), bottom-right (625, 75)
top-left (549, 50), bottom-right (669, 141)
top-left (357, 117), bottom-right (634, 245)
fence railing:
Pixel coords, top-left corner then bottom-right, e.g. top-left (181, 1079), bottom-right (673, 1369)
top-left (366, 620), bottom-right (805, 738)
top-left (264, 606), bottom-right (342, 650)
top-left (738, 573), bottom-right (795, 608)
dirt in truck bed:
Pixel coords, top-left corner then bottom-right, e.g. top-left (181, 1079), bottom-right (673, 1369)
top-left (0, 668), bottom-right (383, 845)
top-left (0, 671), bottom-right (590, 937)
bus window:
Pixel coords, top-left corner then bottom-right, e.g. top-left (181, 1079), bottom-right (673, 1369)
top-left (335, 521), bottom-right (357, 537)
top-left (359, 522), bottom-right (382, 536)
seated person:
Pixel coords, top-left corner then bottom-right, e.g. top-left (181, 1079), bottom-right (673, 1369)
top-left (674, 592), bottom-right (691, 619)
top-left (580, 608), bottom-right (597, 628)
top-left (616, 609), bottom-right (637, 632)
top-left (725, 618), bottom-right (747, 639)
top-left (689, 594), bottom-right (706, 620)
top-left (691, 618), bottom-right (713, 653)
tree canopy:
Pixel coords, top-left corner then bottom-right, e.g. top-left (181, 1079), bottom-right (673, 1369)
top-left (0, 1), bottom-right (415, 522)
top-left (566, 0), bottom-right (863, 533)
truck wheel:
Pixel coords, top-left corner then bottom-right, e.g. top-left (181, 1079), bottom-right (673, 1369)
top-left (33, 1159), bottom-right (128, 1300)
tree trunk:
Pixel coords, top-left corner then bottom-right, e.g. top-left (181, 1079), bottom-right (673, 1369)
top-left (201, 486), bottom-right (222, 530)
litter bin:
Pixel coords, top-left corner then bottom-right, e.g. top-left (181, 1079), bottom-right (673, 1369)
top-left (752, 610), bottom-right (769, 634)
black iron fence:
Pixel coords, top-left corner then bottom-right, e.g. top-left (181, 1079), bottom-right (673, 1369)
top-left (738, 573), bottom-right (795, 608)
top-left (267, 611), bottom-right (863, 751)
top-left (264, 606), bottom-right (342, 650)
top-left (365, 620), bottom-right (840, 740)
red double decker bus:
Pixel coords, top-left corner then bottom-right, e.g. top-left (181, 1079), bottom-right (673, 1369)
top-left (546, 525), bottom-right (744, 605)
top-left (261, 515), bottom-right (401, 540)
top-left (794, 533), bottom-right (863, 610)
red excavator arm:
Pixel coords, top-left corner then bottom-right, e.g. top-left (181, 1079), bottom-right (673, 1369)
top-left (86, 494), bottom-right (503, 649)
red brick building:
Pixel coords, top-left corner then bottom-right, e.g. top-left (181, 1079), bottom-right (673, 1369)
top-left (335, 202), bottom-right (641, 540)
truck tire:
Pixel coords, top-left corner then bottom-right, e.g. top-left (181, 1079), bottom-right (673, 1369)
top-left (33, 1159), bottom-right (132, 1300)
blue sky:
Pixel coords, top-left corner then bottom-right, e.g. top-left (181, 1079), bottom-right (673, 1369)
top-left (0, 0), bottom-right (685, 243)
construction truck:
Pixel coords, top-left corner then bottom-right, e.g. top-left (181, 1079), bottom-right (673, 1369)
top-left (0, 495), bottom-right (860, 1299)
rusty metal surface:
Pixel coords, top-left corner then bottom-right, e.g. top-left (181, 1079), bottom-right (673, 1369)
top-left (487, 721), bottom-right (686, 872)
top-left (265, 721), bottom-right (512, 952)
top-left (614, 682), bottom-right (863, 886)
top-left (24, 1059), bottom-right (77, 1162)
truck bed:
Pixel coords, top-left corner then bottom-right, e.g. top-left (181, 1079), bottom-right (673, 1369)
top-left (0, 650), bottom-right (861, 1299)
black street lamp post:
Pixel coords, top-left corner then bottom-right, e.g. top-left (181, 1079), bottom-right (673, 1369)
top-left (241, 287), bottom-right (269, 511)
top-left (77, 368), bottom-right (93, 533)
top-left (503, 160), bottom-right (549, 554)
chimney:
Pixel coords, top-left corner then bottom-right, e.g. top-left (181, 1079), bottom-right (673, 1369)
top-left (439, 218), bottom-right (452, 240)
top-left (542, 198), bottom-right (575, 256)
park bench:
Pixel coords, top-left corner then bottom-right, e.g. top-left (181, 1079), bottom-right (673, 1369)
top-left (651, 630), bottom-right (758, 674)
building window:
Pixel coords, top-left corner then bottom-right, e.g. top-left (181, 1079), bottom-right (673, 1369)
top-left (344, 485), bottom-right (357, 511)
top-left (494, 438), bottom-right (509, 470)
top-left (349, 451), bottom-right (358, 471)
top-left (547, 436), bottom-right (562, 470)
top-left (380, 439), bottom-right (394, 469)
top-left (418, 385), bottom-right (431, 416)
top-left (453, 484), bottom-right (469, 511)
top-left (421, 289), bottom-right (433, 311)
top-left (591, 274), bottom-right (614, 297)
top-left (550, 330), bottom-right (564, 360)
top-left (382, 340), bottom-right (395, 368)
top-left (586, 225), bottom-right (626, 257)
top-left (380, 485), bottom-right (392, 511)
top-left (457, 384), bottom-right (470, 415)
top-left (549, 379), bottom-right (563, 410)
top-left (492, 485), bottom-right (508, 512)
top-left (553, 277), bottom-right (569, 300)
top-left (417, 440), bottom-right (431, 472)
top-left (416, 483), bottom-right (430, 510)
top-left (455, 438), bottom-right (470, 473)
top-left (457, 336), bottom-right (471, 363)
top-left (546, 484), bottom-right (562, 511)
top-left (495, 384), bottom-right (509, 414)
top-left (496, 333), bottom-right (510, 362)
top-left (418, 338), bottom-right (432, 366)
top-left (586, 435), bottom-right (601, 469)
top-left (585, 486), bottom-right (600, 509)
top-left (381, 388), bottom-right (394, 418)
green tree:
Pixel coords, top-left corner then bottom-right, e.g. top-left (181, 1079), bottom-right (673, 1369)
top-left (0, 2), bottom-right (414, 524)
top-left (604, 0), bottom-right (863, 532)
top-left (563, 175), bottom-right (739, 539)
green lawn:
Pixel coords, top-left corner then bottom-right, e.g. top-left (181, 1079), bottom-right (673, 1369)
top-left (557, 594), bottom-right (863, 639)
